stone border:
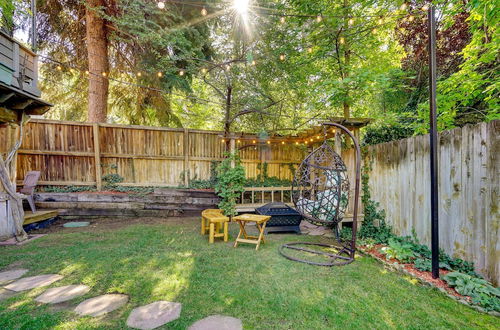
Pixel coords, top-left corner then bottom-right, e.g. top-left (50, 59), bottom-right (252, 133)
top-left (358, 247), bottom-right (499, 317)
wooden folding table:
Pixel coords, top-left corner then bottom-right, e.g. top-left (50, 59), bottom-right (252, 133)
top-left (233, 214), bottom-right (271, 250)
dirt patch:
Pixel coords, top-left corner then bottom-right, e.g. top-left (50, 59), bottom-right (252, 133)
top-left (29, 216), bottom-right (199, 234)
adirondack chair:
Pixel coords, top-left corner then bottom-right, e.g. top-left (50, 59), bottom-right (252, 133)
top-left (18, 171), bottom-right (40, 213)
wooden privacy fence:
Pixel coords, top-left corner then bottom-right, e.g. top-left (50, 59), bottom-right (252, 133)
top-left (9, 119), bottom-right (307, 188)
top-left (358, 121), bottom-right (499, 284)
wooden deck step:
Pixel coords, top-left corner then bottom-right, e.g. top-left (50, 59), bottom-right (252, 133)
top-left (23, 210), bottom-right (59, 225)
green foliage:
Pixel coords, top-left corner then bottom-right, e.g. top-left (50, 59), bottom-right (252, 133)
top-left (358, 158), bottom-right (394, 244)
top-left (214, 153), bottom-right (246, 217)
top-left (380, 238), bottom-right (416, 263)
top-left (43, 185), bottom-right (96, 193)
top-left (102, 173), bottom-right (153, 195)
top-left (245, 162), bottom-right (292, 187)
top-left (444, 272), bottom-right (500, 311)
top-left (362, 122), bottom-right (414, 145)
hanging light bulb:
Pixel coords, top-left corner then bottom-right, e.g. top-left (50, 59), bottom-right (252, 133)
top-left (137, 72), bottom-right (142, 77)
top-left (56, 65), bottom-right (62, 71)
top-left (237, 139), bottom-right (241, 144)
top-left (101, 72), bottom-right (107, 77)
top-left (252, 140), bottom-right (256, 144)
top-left (201, 7), bottom-right (207, 16)
top-left (310, 138), bottom-right (313, 142)
top-left (279, 54), bottom-right (285, 61)
top-left (305, 140), bottom-right (308, 144)
top-left (179, 70), bottom-right (185, 76)
top-left (201, 68), bottom-right (207, 74)
top-left (157, 72), bottom-right (163, 77)
top-left (280, 17), bottom-right (285, 23)
top-left (221, 139), bottom-right (225, 143)
top-left (340, 37), bottom-right (345, 44)
top-left (251, 60), bottom-right (256, 66)
top-left (295, 141), bottom-right (299, 145)
top-left (157, 1), bottom-right (165, 9)
top-left (348, 18), bottom-right (354, 25)
top-left (316, 15), bottom-right (322, 23)
top-left (281, 141), bottom-right (285, 145)
top-left (267, 141), bottom-right (271, 144)
top-left (316, 135), bottom-right (320, 140)
top-left (85, 70), bottom-right (89, 75)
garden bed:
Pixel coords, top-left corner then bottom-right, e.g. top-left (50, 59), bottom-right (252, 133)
top-left (359, 244), bottom-right (500, 317)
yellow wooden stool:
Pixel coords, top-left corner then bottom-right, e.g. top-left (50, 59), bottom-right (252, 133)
top-left (201, 209), bottom-right (229, 243)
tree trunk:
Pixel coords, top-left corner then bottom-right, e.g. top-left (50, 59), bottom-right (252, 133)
top-left (86, 0), bottom-right (109, 123)
top-left (343, 0), bottom-right (350, 119)
top-left (223, 86), bottom-right (232, 150)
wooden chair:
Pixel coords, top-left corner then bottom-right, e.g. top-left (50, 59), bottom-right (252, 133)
top-left (201, 209), bottom-right (229, 243)
top-left (18, 171), bottom-right (40, 213)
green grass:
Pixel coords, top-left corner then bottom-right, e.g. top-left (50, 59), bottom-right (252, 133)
top-left (0, 218), bottom-right (497, 329)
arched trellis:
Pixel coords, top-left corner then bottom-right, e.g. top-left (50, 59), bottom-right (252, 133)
top-left (279, 122), bottom-right (361, 266)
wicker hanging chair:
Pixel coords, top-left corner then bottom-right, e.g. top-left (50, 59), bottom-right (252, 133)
top-left (279, 123), bottom-right (361, 266)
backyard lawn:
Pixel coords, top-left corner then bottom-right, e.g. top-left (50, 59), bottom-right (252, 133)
top-left (0, 218), bottom-right (497, 329)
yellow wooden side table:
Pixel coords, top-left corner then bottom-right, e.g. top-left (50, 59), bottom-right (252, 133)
top-left (201, 209), bottom-right (229, 243)
top-left (233, 214), bottom-right (271, 250)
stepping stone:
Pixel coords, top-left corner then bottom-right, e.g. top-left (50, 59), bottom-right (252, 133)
top-left (74, 294), bottom-right (128, 317)
top-left (0, 269), bottom-right (28, 285)
top-left (35, 284), bottom-right (90, 304)
top-left (0, 288), bottom-right (18, 301)
top-left (4, 274), bottom-right (63, 292)
top-left (189, 315), bottom-right (242, 330)
top-left (126, 301), bottom-right (181, 329)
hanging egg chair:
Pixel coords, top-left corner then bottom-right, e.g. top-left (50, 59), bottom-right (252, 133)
top-left (279, 123), bottom-right (361, 266)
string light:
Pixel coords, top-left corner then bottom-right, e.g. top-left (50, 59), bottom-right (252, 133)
top-left (316, 15), bottom-right (323, 23)
top-left (201, 68), bottom-right (207, 74)
top-left (85, 70), bottom-right (89, 75)
top-left (101, 72), bottom-right (107, 77)
top-left (251, 60), bottom-right (256, 66)
top-left (221, 139), bottom-right (225, 143)
top-left (348, 18), bottom-right (355, 25)
top-left (339, 37), bottom-right (345, 44)
top-left (280, 16), bottom-right (285, 23)
top-left (309, 138), bottom-right (313, 142)
top-left (237, 139), bottom-right (241, 143)
top-left (267, 141), bottom-right (271, 144)
top-left (157, 72), bottom-right (163, 77)
top-left (201, 7), bottom-right (207, 16)
top-left (57, 65), bottom-right (62, 71)
top-left (281, 141), bottom-right (285, 145)
top-left (252, 140), bottom-right (256, 143)
top-left (137, 72), bottom-right (142, 77)
top-left (279, 54), bottom-right (285, 61)
top-left (157, 1), bottom-right (165, 9)
top-left (179, 70), bottom-right (185, 76)
top-left (295, 141), bottom-right (299, 145)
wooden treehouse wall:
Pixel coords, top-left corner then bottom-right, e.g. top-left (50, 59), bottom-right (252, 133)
top-left (344, 121), bottom-right (498, 285)
top-left (6, 119), bottom-right (307, 188)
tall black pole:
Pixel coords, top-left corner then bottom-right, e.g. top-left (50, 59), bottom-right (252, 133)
top-left (428, 6), bottom-right (439, 279)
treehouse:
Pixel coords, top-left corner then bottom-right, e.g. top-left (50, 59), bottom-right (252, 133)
top-left (0, 29), bottom-right (51, 124)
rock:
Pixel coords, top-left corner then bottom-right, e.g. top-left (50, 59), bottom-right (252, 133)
top-left (0, 269), bottom-right (28, 285)
top-left (0, 288), bottom-right (17, 301)
top-left (126, 301), bottom-right (181, 329)
top-left (35, 285), bottom-right (90, 304)
top-left (189, 315), bottom-right (242, 330)
top-left (74, 294), bottom-right (128, 317)
top-left (4, 274), bottom-right (63, 292)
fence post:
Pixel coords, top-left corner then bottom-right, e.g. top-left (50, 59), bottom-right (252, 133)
top-left (183, 128), bottom-right (189, 186)
top-left (93, 123), bottom-right (102, 191)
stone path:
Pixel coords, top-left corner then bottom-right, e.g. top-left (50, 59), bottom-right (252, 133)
top-left (1, 268), bottom-right (241, 328)
top-left (126, 301), bottom-right (182, 329)
top-left (300, 222), bottom-right (335, 237)
top-left (189, 315), bottom-right (242, 330)
top-left (74, 294), bottom-right (129, 317)
top-left (35, 285), bottom-right (90, 304)
top-left (5, 274), bottom-right (63, 292)
top-left (0, 269), bottom-right (28, 285)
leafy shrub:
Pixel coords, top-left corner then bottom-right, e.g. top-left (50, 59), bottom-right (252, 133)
top-left (102, 173), bottom-right (124, 185)
top-left (214, 153), bottom-right (246, 217)
top-left (444, 272), bottom-right (500, 312)
top-left (414, 258), bottom-right (452, 272)
top-left (362, 122), bottom-right (414, 146)
top-left (380, 238), bottom-right (415, 263)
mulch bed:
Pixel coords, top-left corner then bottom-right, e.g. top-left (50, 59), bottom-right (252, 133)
top-left (358, 244), bottom-right (500, 317)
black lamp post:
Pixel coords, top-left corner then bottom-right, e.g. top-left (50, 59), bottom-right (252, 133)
top-left (427, 6), bottom-right (439, 279)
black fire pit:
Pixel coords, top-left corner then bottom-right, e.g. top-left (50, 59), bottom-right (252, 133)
top-left (255, 202), bottom-right (303, 234)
